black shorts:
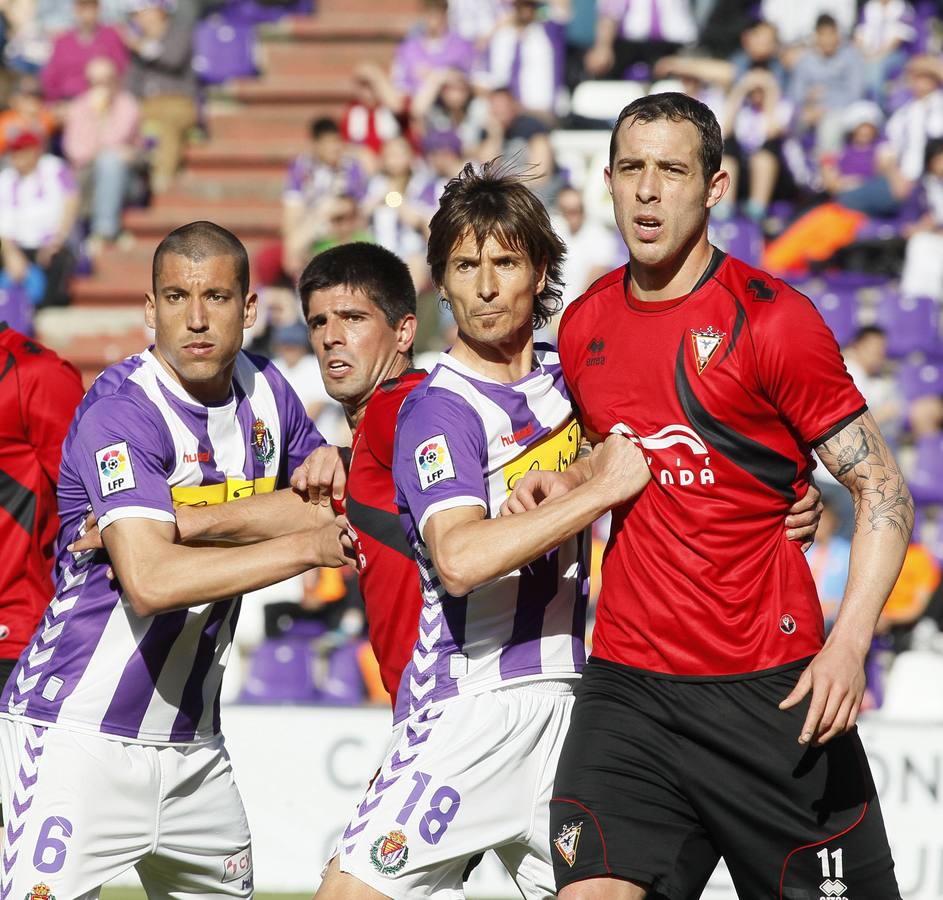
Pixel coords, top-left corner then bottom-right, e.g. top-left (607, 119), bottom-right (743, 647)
top-left (550, 657), bottom-right (900, 899)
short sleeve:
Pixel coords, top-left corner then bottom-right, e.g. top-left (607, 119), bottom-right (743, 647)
top-left (70, 396), bottom-right (177, 531)
top-left (392, 389), bottom-right (488, 540)
top-left (753, 288), bottom-right (867, 446)
top-left (556, 306), bottom-right (587, 422)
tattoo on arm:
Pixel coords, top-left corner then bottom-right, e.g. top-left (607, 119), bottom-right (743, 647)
top-left (576, 440), bottom-right (592, 461)
top-left (816, 412), bottom-right (914, 539)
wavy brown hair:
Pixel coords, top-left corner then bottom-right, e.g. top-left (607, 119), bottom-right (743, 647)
top-left (427, 160), bottom-right (566, 330)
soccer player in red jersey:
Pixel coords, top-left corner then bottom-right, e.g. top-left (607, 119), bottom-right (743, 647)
top-left (292, 242), bottom-right (425, 704)
top-left (509, 94), bottom-right (912, 898)
top-left (0, 323), bottom-right (83, 689)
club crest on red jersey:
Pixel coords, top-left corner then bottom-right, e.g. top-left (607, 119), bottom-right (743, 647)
top-left (554, 822), bottom-right (582, 867)
top-left (690, 326), bottom-right (726, 375)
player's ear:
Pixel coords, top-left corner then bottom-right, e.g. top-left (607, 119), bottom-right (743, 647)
top-left (705, 168), bottom-right (730, 209)
top-left (243, 292), bottom-right (259, 329)
top-left (396, 313), bottom-right (417, 355)
top-left (534, 260), bottom-right (547, 296)
top-left (144, 293), bottom-right (156, 330)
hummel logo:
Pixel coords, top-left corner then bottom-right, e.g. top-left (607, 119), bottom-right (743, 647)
top-left (747, 278), bottom-right (777, 302)
top-left (586, 338), bottom-right (606, 367)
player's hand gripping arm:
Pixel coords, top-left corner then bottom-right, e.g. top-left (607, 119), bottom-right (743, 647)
top-left (502, 435), bottom-right (824, 547)
top-left (68, 446), bottom-right (348, 552)
top-left (101, 515), bottom-right (354, 616)
top-left (780, 411), bottom-right (913, 745)
top-left (425, 433), bottom-right (651, 597)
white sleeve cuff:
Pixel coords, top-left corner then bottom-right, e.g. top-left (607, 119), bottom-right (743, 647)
top-left (98, 506), bottom-right (177, 531)
top-left (417, 496), bottom-right (487, 541)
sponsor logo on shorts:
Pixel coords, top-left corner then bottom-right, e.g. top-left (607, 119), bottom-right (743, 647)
top-left (95, 441), bottom-right (135, 497)
top-left (25, 884), bottom-right (55, 900)
top-left (820, 878), bottom-right (847, 897)
top-left (222, 847), bottom-right (252, 883)
top-left (780, 614), bottom-right (797, 635)
top-left (554, 821), bottom-right (582, 867)
top-left (414, 435), bottom-right (455, 491)
top-left (370, 829), bottom-right (409, 875)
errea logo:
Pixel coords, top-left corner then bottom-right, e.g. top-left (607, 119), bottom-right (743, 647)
top-left (586, 338), bottom-right (606, 367)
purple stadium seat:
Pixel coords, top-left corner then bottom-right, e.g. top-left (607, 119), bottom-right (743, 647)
top-left (314, 642), bottom-right (366, 706)
top-left (192, 13), bottom-right (257, 85)
top-left (909, 433), bottom-right (943, 506)
top-left (239, 637), bottom-right (317, 703)
top-left (812, 288), bottom-right (859, 347)
top-left (709, 216), bottom-right (762, 266)
top-left (229, 0), bottom-right (314, 25)
top-left (875, 293), bottom-right (942, 358)
top-left (897, 360), bottom-right (943, 403)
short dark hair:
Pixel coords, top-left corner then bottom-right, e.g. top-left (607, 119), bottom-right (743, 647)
top-left (310, 117), bottom-right (340, 140)
top-left (427, 160), bottom-right (566, 330)
top-left (849, 324), bottom-right (887, 344)
top-left (152, 221), bottom-right (250, 297)
top-left (815, 13), bottom-right (838, 30)
top-left (609, 92), bottom-right (723, 185)
top-left (925, 137), bottom-right (943, 168)
top-left (298, 242), bottom-right (417, 328)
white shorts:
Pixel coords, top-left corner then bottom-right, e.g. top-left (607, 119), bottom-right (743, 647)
top-left (0, 719), bottom-right (253, 899)
top-left (336, 680), bottom-right (575, 900)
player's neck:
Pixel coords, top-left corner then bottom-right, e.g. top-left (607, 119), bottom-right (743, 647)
top-left (151, 348), bottom-right (234, 405)
top-left (346, 353), bottom-right (411, 429)
top-left (449, 329), bottom-right (534, 384)
top-left (630, 231), bottom-right (714, 303)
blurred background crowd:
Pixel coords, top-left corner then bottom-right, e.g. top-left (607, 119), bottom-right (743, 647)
top-left (1, 0), bottom-right (942, 716)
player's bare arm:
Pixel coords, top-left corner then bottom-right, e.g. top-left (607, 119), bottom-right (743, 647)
top-left (427, 433), bottom-right (650, 597)
top-left (68, 485), bottom-right (340, 553)
top-left (100, 514), bottom-right (354, 616)
top-left (780, 410), bottom-right (913, 745)
top-left (503, 435), bottom-right (824, 545)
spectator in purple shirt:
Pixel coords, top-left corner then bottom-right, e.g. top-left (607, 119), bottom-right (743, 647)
top-left (483, 0), bottom-right (566, 118)
top-left (391, 0), bottom-right (474, 95)
top-left (41, 0), bottom-right (129, 103)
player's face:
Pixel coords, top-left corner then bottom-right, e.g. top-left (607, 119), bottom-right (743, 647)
top-left (606, 117), bottom-right (727, 275)
top-left (146, 252), bottom-right (257, 403)
top-left (441, 231), bottom-right (545, 352)
top-left (306, 284), bottom-right (415, 420)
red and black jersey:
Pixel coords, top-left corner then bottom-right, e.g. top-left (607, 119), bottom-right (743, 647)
top-left (558, 250), bottom-right (866, 678)
top-left (0, 323), bottom-right (83, 660)
top-left (347, 368), bottom-right (427, 705)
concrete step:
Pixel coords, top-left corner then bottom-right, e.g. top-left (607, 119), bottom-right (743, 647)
top-left (123, 204), bottom-right (281, 239)
top-left (35, 306), bottom-right (149, 384)
top-left (314, 0), bottom-right (418, 15)
top-left (206, 111), bottom-right (310, 144)
top-left (210, 78), bottom-right (352, 106)
top-left (258, 13), bottom-right (414, 42)
top-left (258, 40), bottom-right (394, 76)
top-left (185, 139), bottom-right (304, 168)
top-left (168, 169), bottom-right (285, 203)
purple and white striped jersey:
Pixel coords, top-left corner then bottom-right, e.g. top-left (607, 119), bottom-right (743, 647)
top-left (0, 348), bottom-right (324, 744)
top-left (391, 345), bottom-right (588, 724)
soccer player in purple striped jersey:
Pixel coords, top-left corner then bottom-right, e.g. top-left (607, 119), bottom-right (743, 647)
top-left (316, 165), bottom-right (651, 900)
top-left (0, 221), bottom-right (352, 900)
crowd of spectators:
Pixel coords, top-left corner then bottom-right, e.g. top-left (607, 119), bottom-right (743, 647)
top-left (2, 0), bottom-right (943, 711)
